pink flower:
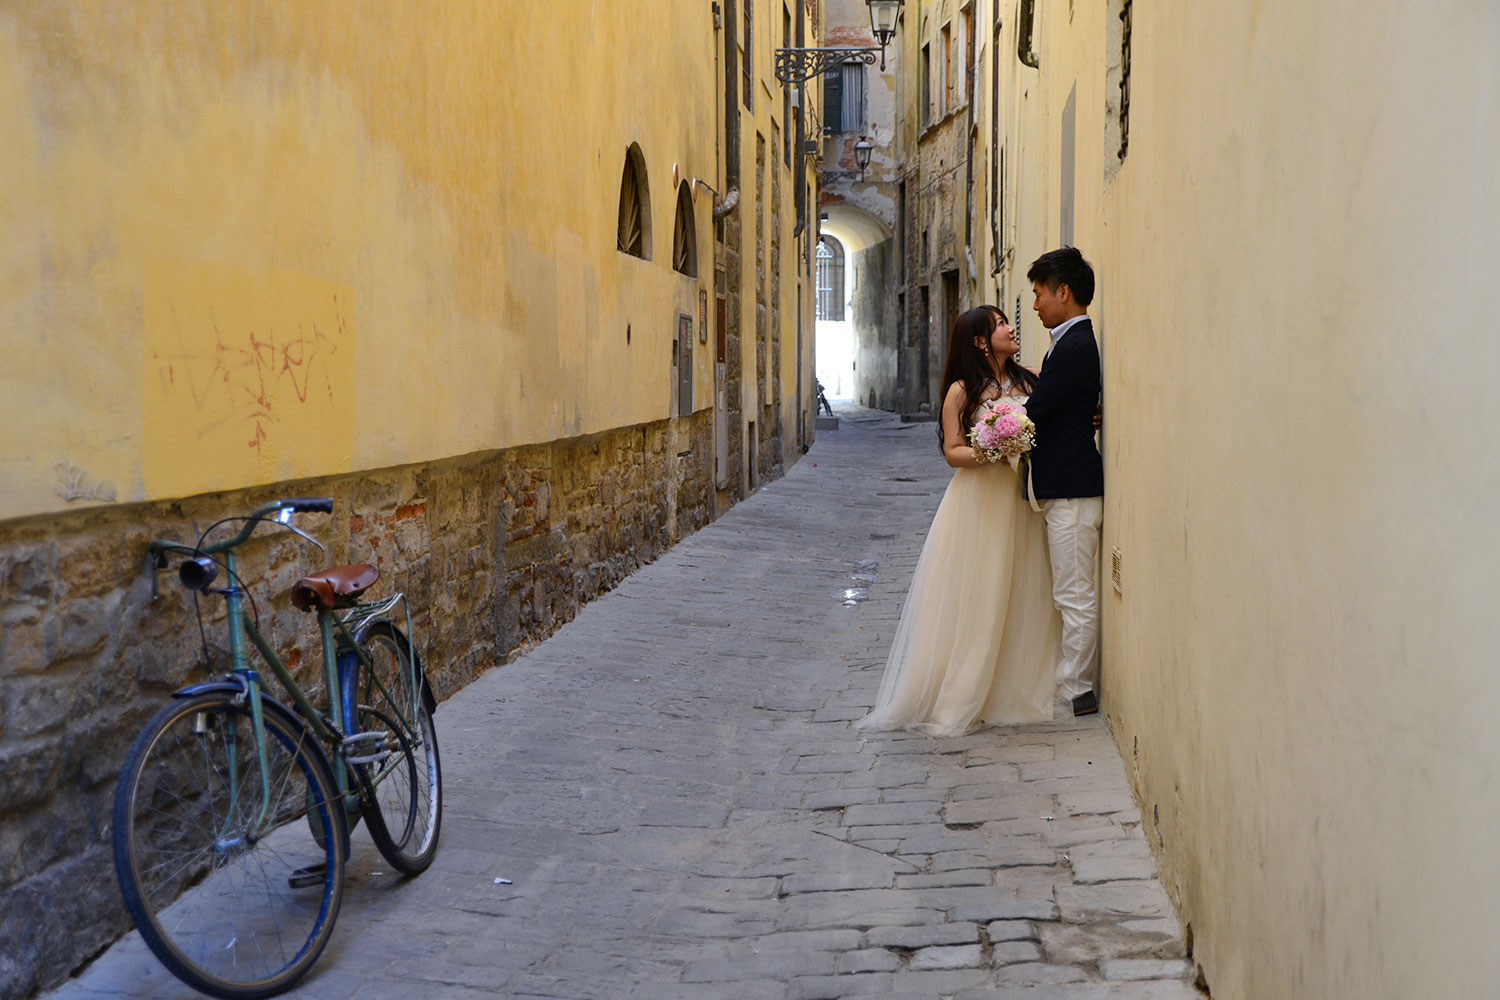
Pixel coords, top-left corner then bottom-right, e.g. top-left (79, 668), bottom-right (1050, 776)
top-left (968, 398), bottom-right (1036, 464)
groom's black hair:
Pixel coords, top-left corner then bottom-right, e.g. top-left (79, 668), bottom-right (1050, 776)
top-left (1026, 247), bottom-right (1095, 306)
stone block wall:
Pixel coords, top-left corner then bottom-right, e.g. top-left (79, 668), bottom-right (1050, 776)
top-left (0, 410), bottom-right (715, 998)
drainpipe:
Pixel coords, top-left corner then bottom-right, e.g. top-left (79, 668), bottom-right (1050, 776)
top-left (713, 187), bottom-right (742, 220)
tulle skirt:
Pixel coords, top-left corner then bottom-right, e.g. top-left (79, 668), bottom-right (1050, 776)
top-left (856, 461), bottom-right (1062, 735)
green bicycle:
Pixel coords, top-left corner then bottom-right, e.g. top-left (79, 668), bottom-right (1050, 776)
top-left (111, 497), bottom-right (442, 999)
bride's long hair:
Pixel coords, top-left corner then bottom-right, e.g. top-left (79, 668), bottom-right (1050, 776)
top-left (937, 306), bottom-right (1036, 453)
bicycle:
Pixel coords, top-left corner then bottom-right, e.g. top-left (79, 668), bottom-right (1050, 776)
top-left (816, 380), bottom-right (834, 416)
top-left (111, 497), bottom-right (442, 999)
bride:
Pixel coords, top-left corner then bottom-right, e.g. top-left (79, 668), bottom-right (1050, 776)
top-left (856, 306), bottom-right (1062, 735)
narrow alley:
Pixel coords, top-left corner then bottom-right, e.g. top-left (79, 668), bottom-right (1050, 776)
top-left (49, 411), bottom-right (1196, 1000)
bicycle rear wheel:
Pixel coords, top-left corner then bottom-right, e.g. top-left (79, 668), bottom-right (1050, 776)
top-left (353, 624), bottom-right (442, 874)
top-left (112, 692), bottom-right (347, 999)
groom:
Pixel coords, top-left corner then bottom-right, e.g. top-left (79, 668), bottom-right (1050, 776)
top-left (1024, 248), bottom-right (1105, 717)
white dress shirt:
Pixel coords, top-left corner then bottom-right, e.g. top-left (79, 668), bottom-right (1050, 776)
top-left (1044, 314), bottom-right (1090, 359)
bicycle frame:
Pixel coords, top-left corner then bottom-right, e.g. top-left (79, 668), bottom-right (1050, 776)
top-left (150, 509), bottom-right (425, 840)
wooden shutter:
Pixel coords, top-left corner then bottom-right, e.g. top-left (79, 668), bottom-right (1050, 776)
top-left (823, 67), bottom-right (842, 134)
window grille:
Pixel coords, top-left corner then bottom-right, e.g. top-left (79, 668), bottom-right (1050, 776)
top-left (816, 238), bottom-right (845, 321)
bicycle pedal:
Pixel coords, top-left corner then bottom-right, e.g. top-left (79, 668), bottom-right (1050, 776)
top-left (288, 863), bottom-right (327, 888)
top-left (340, 730), bottom-right (393, 765)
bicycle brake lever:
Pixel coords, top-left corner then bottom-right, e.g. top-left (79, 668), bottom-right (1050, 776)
top-left (274, 508), bottom-right (327, 552)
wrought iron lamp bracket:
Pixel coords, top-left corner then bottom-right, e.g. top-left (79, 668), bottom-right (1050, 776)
top-left (774, 47), bottom-right (882, 84)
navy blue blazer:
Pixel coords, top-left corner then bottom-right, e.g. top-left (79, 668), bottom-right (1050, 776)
top-left (1025, 318), bottom-right (1104, 500)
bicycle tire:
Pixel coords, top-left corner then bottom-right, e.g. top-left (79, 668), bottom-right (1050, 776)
top-left (113, 692), bottom-right (347, 999)
top-left (351, 623), bottom-right (442, 874)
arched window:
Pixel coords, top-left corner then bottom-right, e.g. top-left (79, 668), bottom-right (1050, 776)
top-left (816, 236), bottom-right (845, 321)
top-left (672, 182), bottom-right (697, 276)
top-left (617, 144), bottom-right (651, 259)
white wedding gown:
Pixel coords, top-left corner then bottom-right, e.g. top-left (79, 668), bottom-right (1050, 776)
top-left (857, 401), bottom-right (1062, 735)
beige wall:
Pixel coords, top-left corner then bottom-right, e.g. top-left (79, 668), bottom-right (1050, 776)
top-left (0, 1), bottom-right (814, 524)
top-left (985, 0), bottom-right (1500, 996)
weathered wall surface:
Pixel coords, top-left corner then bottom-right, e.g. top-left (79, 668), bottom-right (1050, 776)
top-left (0, 412), bottom-right (712, 998)
top-left (849, 239), bottom-right (898, 409)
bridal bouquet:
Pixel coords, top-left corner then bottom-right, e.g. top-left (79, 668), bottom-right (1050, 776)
top-left (968, 398), bottom-right (1036, 465)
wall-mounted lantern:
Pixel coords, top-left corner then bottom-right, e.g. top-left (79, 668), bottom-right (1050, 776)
top-left (867, 0), bottom-right (901, 50)
top-left (853, 136), bottom-right (875, 174)
top-left (774, 0), bottom-right (905, 83)
top-left (824, 135), bottom-right (877, 182)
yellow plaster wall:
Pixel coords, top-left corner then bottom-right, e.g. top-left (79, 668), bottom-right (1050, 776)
top-left (1007, 1), bottom-right (1500, 996)
top-left (0, 1), bottom-right (740, 522)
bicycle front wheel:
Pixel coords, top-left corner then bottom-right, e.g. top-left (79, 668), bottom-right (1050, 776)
top-left (112, 692), bottom-right (347, 999)
top-left (354, 624), bottom-right (442, 874)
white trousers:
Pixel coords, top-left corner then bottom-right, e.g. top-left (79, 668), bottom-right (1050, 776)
top-left (1042, 496), bottom-right (1103, 700)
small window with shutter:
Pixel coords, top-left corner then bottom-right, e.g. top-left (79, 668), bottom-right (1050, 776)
top-left (672, 182), bottom-right (697, 277)
top-left (617, 144), bottom-right (652, 260)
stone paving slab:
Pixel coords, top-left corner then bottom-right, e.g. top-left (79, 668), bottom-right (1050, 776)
top-left (42, 407), bottom-right (1199, 999)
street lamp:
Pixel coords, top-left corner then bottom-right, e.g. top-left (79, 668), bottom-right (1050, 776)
top-left (824, 136), bottom-right (876, 182)
top-left (774, 0), bottom-right (905, 83)
top-left (867, 0), bottom-right (901, 50)
top-left (853, 136), bottom-right (874, 174)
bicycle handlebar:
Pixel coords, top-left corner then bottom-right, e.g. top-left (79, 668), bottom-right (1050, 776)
top-left (279, 497), bottom-right (334, 514)
top-left (147, 497), bottom-right (335, 558)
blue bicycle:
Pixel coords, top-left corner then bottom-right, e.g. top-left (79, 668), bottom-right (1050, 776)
top-left (112, 498), bottom-right (441, 998)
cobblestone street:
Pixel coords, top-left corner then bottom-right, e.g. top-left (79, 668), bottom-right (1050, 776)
top-left (48, 409), bottom-right (1199, 1000)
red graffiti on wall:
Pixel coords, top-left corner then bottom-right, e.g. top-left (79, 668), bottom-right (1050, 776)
top-left (152, 295), bottom-right (346, 460)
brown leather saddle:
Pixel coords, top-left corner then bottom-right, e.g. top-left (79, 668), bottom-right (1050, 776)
top-left (291, 564), bottom-right (379, 612)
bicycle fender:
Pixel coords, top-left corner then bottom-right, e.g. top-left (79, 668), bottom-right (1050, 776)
top-left (172, 680), bottom-right (252, 700)
top-left (171, 681), bottom-right (302, 729)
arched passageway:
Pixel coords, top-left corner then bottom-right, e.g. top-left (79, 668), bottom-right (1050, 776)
top-left (815, 234), bottom-right (851, 398)
top-left (817, 204), bottom-right (895, 409)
